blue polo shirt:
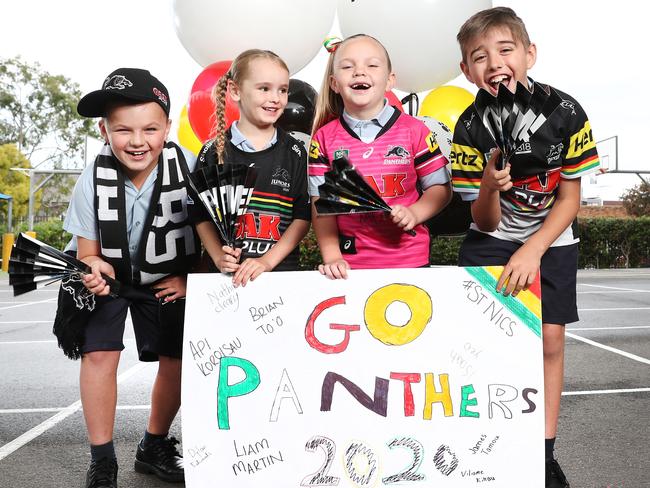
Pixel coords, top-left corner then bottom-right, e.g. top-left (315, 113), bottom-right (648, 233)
top-left (230, 121), bottom-right (277, 152)
top-left (342, 100), bottom-right (395, 143)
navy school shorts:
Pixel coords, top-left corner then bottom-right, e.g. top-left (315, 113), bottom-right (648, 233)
top-left (82, 284), bottom-right (186, 361)
top-left (458, 230), bottom-right (579, 325)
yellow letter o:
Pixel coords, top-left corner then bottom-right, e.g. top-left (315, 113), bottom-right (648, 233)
top-left (364, 284), bottom-right (432, 345)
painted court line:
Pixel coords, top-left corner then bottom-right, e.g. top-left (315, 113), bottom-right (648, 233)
top-left (0, 321), bottom-right (53, 325)
top-left (0, 301), bottom-right (48, 304)
top-left (0, 405), bottom-right (151, 415)
top-left (567, 326), bottom-right (650, 331)
top-left (566, 332), bottom-right (650, 365)
top-left (577, 290), bottom-right (650, 295)
top-left (0, 298), bottom-right (56, 311)
top-left (0, 340), bottom-right (57, 345)
top-left (562, 387), bottom-right (650, 396)
top-left (579, 283), bottom-right (650, 293)
top-left (0, 289), bottom-right (57, 293)
top-left (0, 407), bottom-right (63, 414)
top-left (0, 339), bottom-right (135, 345)
top-left (0, 362), bottom-right (148, 462)
top-left (578, 272), bottom-right (650, 278)
top-left (578, 307), bottom-right (650, 312)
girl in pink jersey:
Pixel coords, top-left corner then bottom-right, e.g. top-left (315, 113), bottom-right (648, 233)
top-left (309, 34), bottom-right (451, 279)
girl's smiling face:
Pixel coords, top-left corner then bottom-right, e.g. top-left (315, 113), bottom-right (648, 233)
top-left (329, 36), bottom-right (395, 120)
top-left (229, 57), bottom-right (289, 131)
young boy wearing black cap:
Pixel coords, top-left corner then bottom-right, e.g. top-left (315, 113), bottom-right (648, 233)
top-left (62, 68), bottom-right (199, 487)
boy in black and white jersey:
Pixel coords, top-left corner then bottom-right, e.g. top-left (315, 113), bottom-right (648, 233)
top-left (451, 7), bottom-right (600, 488)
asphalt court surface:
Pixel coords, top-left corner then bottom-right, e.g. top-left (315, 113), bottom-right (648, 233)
top-left (0, 269), bottom-right (648, 487)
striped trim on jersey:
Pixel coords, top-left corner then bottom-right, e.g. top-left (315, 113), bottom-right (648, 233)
top-left (562, 154), bottom-right (600, 177)
top-left (248, 190), bottom-right (294, 216)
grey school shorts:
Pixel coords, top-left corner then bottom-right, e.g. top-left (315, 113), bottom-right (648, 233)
top-left (459, 230), bottom-right (579, 325)
top-left (81, 284), bottom-right (185, 361)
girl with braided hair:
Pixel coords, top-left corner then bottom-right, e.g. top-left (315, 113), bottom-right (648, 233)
top-left (192, 49), bottom-right (311, 286)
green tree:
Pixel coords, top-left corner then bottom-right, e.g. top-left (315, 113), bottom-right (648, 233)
top-left (0, 143), bottom-right (41, 223)
top-left (0, 56), bottom-right (97, 168)
top-left (621, 180), bottom-right (650, 217)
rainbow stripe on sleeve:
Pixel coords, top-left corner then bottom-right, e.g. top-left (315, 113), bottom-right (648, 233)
top-left (562, 154), bottom-right (600, 177)
top-left (464, 266), bottom-right (542, 338)
top-left (452, 177), bottom-right (482, 191)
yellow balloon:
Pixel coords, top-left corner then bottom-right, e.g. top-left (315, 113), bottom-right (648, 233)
top-left (418, 86), bottom-right (475, 133)
top-left (177, 104), bottom-right (203, 155)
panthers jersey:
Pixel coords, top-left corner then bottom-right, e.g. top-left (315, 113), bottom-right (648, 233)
top-left (309, 111), bottom-right (448, 268)
top-left (193, 129), bottom-right (311, 271)
top-left (451, 83), bottom-right (600, 245)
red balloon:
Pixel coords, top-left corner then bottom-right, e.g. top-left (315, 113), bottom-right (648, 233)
top-left (385, 90), bottom-right (404, 112)
top-left (191, 60), bottom-right (232, 93)
top-left (187, 60), bottom-right (240, 142)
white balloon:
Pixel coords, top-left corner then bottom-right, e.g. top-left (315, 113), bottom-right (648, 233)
top-left (337, 0), bottom-right (492, 93)
top-left (288, 131), bottom-right (312, 150)
top-left (417, 116), bottom-right (452, 163)
top-left (172, 0), bottom-right (337, 75)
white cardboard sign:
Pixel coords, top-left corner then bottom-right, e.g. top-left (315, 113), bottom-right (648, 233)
top-left (182, 267), bottom-right (544, 487)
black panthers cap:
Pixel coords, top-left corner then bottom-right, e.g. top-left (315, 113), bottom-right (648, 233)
top-left (77, 68), bottom-right (170, 117)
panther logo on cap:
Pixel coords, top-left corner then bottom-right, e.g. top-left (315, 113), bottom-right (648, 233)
top-left (103, 75), bottom-right (133, 90)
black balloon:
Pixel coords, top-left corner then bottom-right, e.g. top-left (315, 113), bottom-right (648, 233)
top-left (426, 192), bottom-right (472, 238)
top-left (277, 79), bottom-right (317, 134)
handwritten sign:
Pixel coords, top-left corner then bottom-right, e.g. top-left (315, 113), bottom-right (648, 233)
top-left (182, 267), bottom-right (544, 487)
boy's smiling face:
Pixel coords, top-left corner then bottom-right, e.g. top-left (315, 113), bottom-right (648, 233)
top-left (99, 101), bottom-right (171, 185)
top-left (461, 26), bottom-right (536, 95)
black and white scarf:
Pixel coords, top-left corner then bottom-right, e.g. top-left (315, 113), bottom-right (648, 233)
top-left (93, 141), bottom-right (199, 285)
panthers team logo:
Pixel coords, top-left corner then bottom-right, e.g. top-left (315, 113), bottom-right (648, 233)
top-left (270, 166), bottom-right (291, 189)
top-left (560, 100), bottom-right (576, 115)
top-left (272, 167), bottom-right (290, 181)
top-left (103, 75), bottom-right (133, 90)
top-left (383, 145), bottom-right (410, 165)
top-left (61, 274), bottom-right (96, 311)
top-left (464, 111), bottom-right (476, 130)
top-left (384, 146), bottom-right (410, 158)
top-left (546, 143), bottom-right (564, 164)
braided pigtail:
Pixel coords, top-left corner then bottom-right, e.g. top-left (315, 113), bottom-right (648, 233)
top-left (212, 74), bottom-right (229, 164)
